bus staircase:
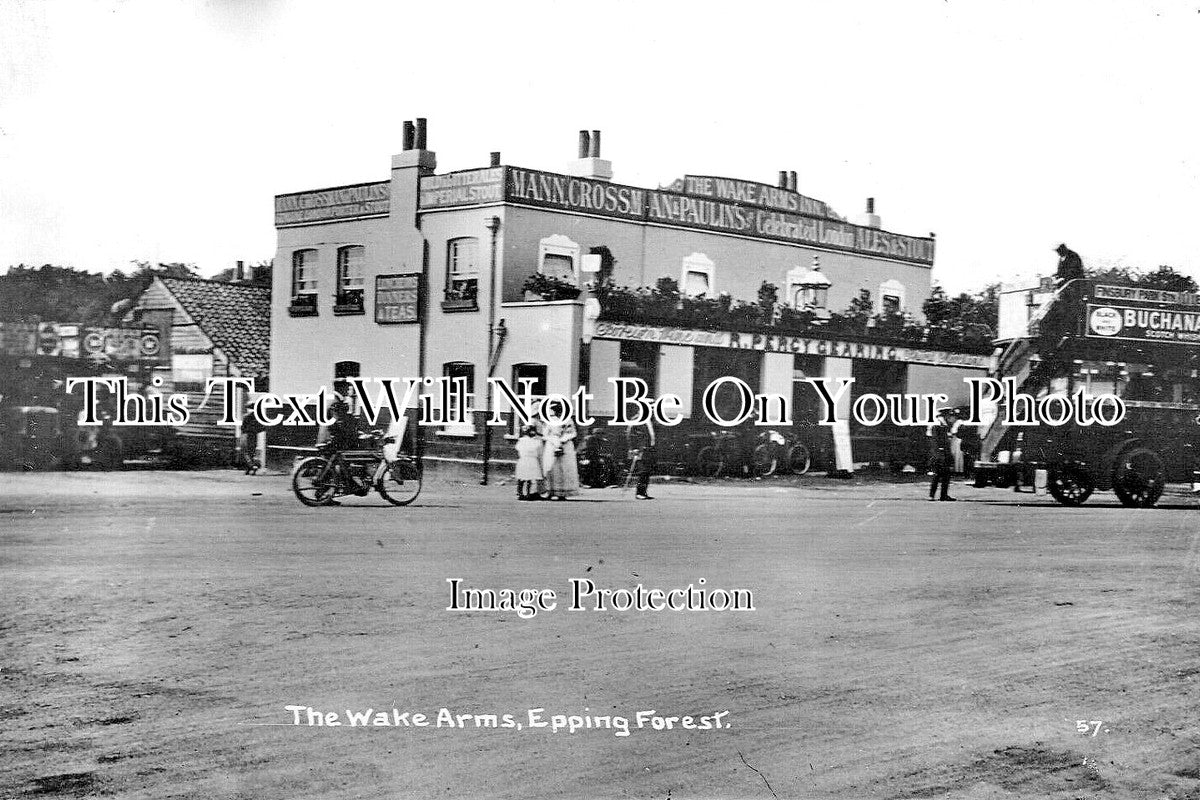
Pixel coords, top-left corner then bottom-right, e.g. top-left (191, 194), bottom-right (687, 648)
top-left (979, 281), bottom-right (1077, 462)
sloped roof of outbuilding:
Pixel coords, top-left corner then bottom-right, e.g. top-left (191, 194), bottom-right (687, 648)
top-left (159, 277), bottom-right (271, 379)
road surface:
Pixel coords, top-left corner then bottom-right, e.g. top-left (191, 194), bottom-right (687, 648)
top-left (3, 470), bottom-right (1200, 798)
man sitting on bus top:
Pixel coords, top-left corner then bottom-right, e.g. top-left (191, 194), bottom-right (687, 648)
top-left (1055, 244), bottom-right (1085, 287)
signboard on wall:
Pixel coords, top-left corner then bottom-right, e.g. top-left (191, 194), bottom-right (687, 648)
top-left (275, 182), bottom-right (390, 226)
top-left (375, 274), bottom-right (421, 324)
top-left (1086, 303), bottom-right (1200, 345)
top-left (503, 167), bottom-right (647, 221)
top-left (419, 168), bottom-right (504, 209)
top-left (0, 323), bottom-right (161, 361)
top-left (417, 166), bottom-right (935, 265)
top-left (645, 190), bottom-right (935, 264)
top-left (592, 320), bottom-right (989, 369)
top-left (81, 327), bottom-right (163, 361)
top-left (680, 175), bottom-right (842, 220)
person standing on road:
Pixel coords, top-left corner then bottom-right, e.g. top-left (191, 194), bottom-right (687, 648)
top-left (927, 408), bottom-right (957, 502)
top-left (541, 413), bottom-right (580, 501)
top-left (514, 425), bottom-right (544, 501)
top-left (628, 419), bottom-right (657, 500)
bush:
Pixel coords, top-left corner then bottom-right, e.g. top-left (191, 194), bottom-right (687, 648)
top-left (522, 273), bottom-right (581, 301)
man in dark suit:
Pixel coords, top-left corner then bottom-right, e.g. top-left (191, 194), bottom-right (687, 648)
top-left (1055, 244), bottom-right (1085, 286)
top-left (927, 409), bottom-right (958, 502)
top-left (627, 420), bottom-right (657, 500)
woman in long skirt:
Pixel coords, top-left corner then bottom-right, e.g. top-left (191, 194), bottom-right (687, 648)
top-left (541, 419), bottom-right (580, 500)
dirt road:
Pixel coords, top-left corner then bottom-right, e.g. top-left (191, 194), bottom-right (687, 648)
top-left (3, 470), bottom-right (1200, 798)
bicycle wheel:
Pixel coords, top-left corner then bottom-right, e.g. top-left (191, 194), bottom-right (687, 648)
top-left (787, 443), bottom-right (811, 475)
top-left (293, 457), bottom-right (335, 507)
top-left (752, 444), bottom-right (777, 477)
top-left (696, 445), bottom-right (724, 478)
top-left (377, 457), bottom-right (422, 506)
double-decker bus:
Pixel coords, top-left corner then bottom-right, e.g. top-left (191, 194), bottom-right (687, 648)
top-left (974, 278), bottom-right (1200, 507)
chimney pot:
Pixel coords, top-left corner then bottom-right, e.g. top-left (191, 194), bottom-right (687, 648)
top-left (578, 130), bottom-right (590, 159)
top-left (402, 121), bottom-right (415, 151)
top-left (866, 197), bottom-right (875, 214)
top-left (415, 117), bottom-right (427, 150)
top-left (778, 171), bottom-right (788, 189)
top-left (236, 260), bottom-right (245, 281)
top-left (490, 151), bottom-right (501, 167)
top-left (788, 171), bottom-right (797, 192)
top-left (590, 130), bottom-right (601, 158)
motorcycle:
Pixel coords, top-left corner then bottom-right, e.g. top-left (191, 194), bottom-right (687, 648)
top-left (291, 430), bottom-right (422, 506)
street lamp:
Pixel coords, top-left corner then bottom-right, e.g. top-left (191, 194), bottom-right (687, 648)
top-left (799, 257), bottom-right (831, 309)
top-left (788, 256), bottom-right (832, 319)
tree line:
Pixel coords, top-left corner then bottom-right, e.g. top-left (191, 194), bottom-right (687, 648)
top-left (0, 261), bottom-right (271, 325)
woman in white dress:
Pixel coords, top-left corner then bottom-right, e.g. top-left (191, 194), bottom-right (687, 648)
top-left (541, 419), bottom-right (580, 500)
top-left (514, 425), bottom-right (544, 500)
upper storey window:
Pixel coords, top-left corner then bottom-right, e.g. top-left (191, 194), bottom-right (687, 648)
top-left (444, 237), bottom-right (479, 310)
top-left (292, 249), bottom-right (318, 296)
top-left (538, 234), bottom-right (581, 284)
top-left (681, 253), bottom-right (714, 298)
top-left (879, 279), bottom-right (906, 315)
top-left (289, 249), bottom-right (319, 316)
top-left (335, 246), bottom-right (365, 314)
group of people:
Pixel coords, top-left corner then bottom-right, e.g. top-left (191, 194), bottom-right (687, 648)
top-left (514, 417), bottom-right (658, 501)
top-left (514, 419), bottom-right (581, 501)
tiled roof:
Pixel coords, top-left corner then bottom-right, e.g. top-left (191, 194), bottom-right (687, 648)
top-left (160, 277), bottom-right (271, 379)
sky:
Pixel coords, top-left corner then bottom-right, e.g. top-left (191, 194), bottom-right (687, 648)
top-left (1, 0), bottom-right (1198, 294)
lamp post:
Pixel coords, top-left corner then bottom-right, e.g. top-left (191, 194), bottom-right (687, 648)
top-left (481, 215), bottom-right (502, 485)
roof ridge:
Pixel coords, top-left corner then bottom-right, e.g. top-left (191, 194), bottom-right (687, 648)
top-left (161, 275), bottom-right (270, 291)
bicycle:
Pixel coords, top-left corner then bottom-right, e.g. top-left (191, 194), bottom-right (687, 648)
top-left (291, 431), bottom-right (422, 507)
top-left (695, 429), bottom-right (753, 478)
top-left (750, 430), bottom-right (813, 477)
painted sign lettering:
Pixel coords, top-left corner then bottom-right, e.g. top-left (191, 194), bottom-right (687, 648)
top-left (593, 320), bottom-right (987, 368)
top-left (275, 182), bottom-right (390, 226)
top-left (419, 168), bottom-right (504, 209)
top-left (375, 274), bottom-right (421, 324)
top-left (1086, 302), bottom-right (1200, 344)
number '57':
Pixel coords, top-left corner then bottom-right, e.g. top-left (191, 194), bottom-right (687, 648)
top-left (1076, 720), bottom-right (1103, 736)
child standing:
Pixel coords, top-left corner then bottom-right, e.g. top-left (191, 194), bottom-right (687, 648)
top-left (514, 425), bottom-right (544, 500)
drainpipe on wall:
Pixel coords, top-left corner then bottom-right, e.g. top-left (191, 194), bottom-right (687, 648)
top-left (481, 215), bottom-right (502, 485)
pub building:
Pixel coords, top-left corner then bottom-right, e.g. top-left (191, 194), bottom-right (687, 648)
top-left (269, 120), bottom-right (989, 471)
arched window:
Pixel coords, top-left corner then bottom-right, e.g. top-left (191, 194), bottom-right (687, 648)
top-left (879, 279), bottom-right (906, 314)
top-left (510, 362), bottom-right (548, 436)
top-left (445, 237), bottom-right (480, 308)
top-left (441, 361), bottom-right (476, 435)
top-left (681, 253), bottom-right (714, 298)
top-left (333, 361), bottom-right (360, 401)
top-left (334, 360), bottom-right (360, 379)
top-left (538, 234), bottom-right (580, 284)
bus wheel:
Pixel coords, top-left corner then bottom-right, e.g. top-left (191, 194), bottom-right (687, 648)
top-left (1113, 448), bottom-right (1165, 508)
top-left (1048, 463), bottom-right (1094, 506)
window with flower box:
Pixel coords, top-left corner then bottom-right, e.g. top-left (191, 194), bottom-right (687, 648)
top-left (443, 237), bottom-right (479, 311)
